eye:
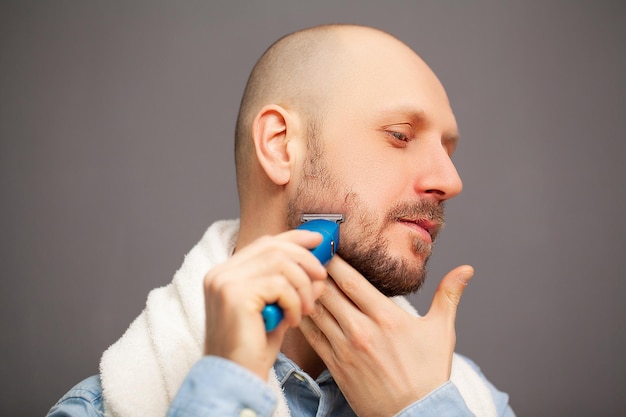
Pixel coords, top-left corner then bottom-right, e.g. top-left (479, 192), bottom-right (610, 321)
top-left (388, 131), bottom-right (409, 142)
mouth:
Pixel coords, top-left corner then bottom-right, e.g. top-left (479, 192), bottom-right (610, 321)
top-left (397, 218), bottom-right (441, 243)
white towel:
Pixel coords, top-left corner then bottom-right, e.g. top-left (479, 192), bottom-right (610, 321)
top-left (100, 219), bottom-right (497, 417)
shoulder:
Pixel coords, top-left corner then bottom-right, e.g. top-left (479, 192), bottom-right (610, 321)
top-left (47, 375), bottom-right (104, 416)
top-left (60, 375), bottom-right (103, 403)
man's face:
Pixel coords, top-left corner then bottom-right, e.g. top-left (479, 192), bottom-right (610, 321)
top-left (287, 128), bottom-right (445, 296)
top-left (287, 38), bottom-right (462, 296)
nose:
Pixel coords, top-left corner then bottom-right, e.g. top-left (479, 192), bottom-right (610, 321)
top-left (412, 140), bottom-right (463, 201)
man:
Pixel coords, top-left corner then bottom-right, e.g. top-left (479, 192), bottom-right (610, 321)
top-left (48, 24), bottom-right (514, 416)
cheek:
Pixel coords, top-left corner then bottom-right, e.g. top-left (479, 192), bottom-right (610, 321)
top-left (323, 128), bottom-right (407, 213)
top-left (334, 156), bottom-right (404, 213)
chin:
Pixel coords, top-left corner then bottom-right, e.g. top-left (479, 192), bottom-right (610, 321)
top-left (389, 239), bottom-right (431, 263)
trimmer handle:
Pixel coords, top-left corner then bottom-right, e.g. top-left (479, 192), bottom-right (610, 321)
top-left (262, 217), bottom-right (342, 331)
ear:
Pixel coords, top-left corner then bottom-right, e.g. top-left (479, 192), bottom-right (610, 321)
top-left (252, 104), bottom-right (297, 186)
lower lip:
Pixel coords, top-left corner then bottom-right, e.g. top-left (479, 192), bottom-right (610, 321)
top-left (398, 221), bottom-right (432, 243)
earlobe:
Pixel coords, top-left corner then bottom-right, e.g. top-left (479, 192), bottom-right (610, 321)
top-left (252, 105), bottom-right (295, 186)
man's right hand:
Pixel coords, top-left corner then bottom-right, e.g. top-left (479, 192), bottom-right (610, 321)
top-left (203, 229), bottom-right (327, 380)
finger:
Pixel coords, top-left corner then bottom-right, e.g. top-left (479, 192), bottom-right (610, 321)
top-left (248, 273), bottom-right (304, 326)
top-left (253, 254), bottom-right (320, 313)
top-left (299, 315), bottom-right (335, 360)
top-left (274, 284), bottom-right (303, 327)
top-left (276, 229), bottom-right (325, 252)
top-left (325, 255), bottom-right (393, 316)
top-left (426, 265), bottom-right (474, 324)
top-left (308, 282), bottom-right (350, 345)
top-left (311, 279), bottom-right (328, 300)
top-left (276, 230), bottom-right (329, 281)
top-left (214, 251), bottom-right (315, 302)
top-left (244, 231), bottom-right (327, 280)
top-left (266, 319), bottom-right (290, 347)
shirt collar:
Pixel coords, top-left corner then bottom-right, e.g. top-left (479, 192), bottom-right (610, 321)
top-left (274, 352), bottom-right (334, 387)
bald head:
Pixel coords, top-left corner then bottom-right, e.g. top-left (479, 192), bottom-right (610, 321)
top-left (234, 25), bottom-right (417, 193)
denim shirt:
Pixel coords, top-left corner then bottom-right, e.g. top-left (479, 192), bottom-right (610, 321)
top-left (47, 355), bottom-right (514, 416)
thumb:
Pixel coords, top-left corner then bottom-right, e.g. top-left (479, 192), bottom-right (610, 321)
top-left (427, 265), bottom-right (474, 323)
top-left (266, 320), bottom-right (290, 351)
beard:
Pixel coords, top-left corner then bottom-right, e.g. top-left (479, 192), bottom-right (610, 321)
top-left (287, 122), bottom-right (445, 296)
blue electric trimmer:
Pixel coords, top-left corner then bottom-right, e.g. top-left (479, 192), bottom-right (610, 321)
top-left (262, 214), bottom-right (344, 331)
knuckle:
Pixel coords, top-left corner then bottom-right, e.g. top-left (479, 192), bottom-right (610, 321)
top-left (277, 279), bottom-right (295, 296)
top-left (349, 329), bottom-right (373, 352)
top-left (375, 311), bottom-right (399, 332)
top-left (308, 303), bottom-right (325, 321)
top-left (204, 268), bottom-right (239, 298)
top-left (339, 274), bottom-right (361, 295)
top-left (305, 324), bottom-right (325, 347)
top-left (343, 318), bottom-right (373, 351)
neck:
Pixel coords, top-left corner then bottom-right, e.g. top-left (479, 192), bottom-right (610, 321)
top-left (236, 206), bottom-right (290, 253)
top-left (281, 328), bottom-right (326, 379)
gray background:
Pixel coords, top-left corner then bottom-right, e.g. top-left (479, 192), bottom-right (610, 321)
top-left (1, 1), bottom-right (624, 416)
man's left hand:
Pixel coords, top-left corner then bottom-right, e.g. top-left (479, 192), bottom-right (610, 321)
top-left (299, 255), bottom-right (473, 417)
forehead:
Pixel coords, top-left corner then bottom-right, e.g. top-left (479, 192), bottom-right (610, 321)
top-left (325, 33), bottom-right (457, 133)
